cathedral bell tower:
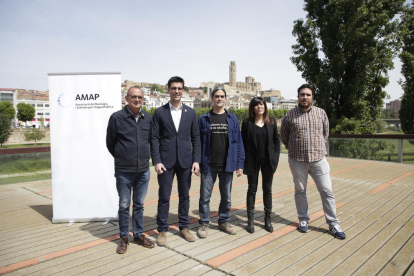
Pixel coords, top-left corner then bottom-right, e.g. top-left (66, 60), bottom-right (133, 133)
top-left (229, 61), bottom-right (236, 87)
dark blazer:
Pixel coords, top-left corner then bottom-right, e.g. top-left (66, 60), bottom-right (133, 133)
top-left (241, 118), bottom-right (280, 175)
top-left (106, 106), bottom-right (151, 173)
top-left (150, 103), bottom-right (201, 169)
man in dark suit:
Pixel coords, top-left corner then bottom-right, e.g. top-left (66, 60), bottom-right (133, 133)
top-left (151, 76), bottom-right (201, 246)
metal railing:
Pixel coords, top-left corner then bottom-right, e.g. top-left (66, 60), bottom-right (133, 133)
top-left (327, 134), bottom-right (414, 163)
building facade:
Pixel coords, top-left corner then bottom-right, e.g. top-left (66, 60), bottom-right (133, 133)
top-left (386, 99), bottom-right (401, 115)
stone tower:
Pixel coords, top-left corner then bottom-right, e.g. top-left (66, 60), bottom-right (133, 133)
top-left (229, 61), bottom-right (236, 87)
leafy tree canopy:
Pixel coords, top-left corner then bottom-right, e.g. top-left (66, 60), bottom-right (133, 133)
top-left (399, 2), bottom-right (414, 134)
top-left (0, 101), bottom-right (16, 120)
top-left (24, 128), bottom-right (45, 145)
top-left (291, 0), bottom-right (404, 132)
top-left (16, 103), bottom-right (35, 123)
top-left (151, 84), bottom-right (165, 94)
top-left (0, 113), bottom-right (12, 146)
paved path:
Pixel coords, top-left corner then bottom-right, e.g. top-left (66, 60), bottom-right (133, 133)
top-left (1, 154), bottom-right (413, 275)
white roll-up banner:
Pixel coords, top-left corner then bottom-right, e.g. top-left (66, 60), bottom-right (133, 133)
top-left (48, 72), bottom-right (121, 223)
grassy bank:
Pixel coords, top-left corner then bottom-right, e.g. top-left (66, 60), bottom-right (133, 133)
top-left (0, 173), bottom-right (51, 185)
top-left (0, 158), bottom-right (51, 174)
top-left (1, 143), bottom-right (50, 148)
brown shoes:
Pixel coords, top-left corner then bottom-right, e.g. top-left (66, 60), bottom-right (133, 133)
top-left (134, 234), bottom-right (155, 248)
top-left (179, 228), bottom-right (195, 242)
top-left (219, 222), bottom-right (236, 235)
top-left (197, 223), bottom-right (209, 238)
top-left (157, 231), bottom-right (167, 246)
top-left (117, 234), bottom-right (155, 253)
top-left (116, 236), bottom-right (129, 254)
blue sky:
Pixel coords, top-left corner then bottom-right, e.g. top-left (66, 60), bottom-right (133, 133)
top-left (0, 0), bottom-right (404, 101)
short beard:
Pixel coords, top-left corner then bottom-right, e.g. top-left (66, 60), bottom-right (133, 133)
top-left (298, 101), bottom-right (311, 109)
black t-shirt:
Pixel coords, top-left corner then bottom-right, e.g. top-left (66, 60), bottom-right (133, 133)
top-left (210, 112), bottom-right (229, 167)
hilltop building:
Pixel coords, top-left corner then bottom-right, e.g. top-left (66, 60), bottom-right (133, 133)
top-left (200, 61), bottom-right (262, 98)
top-left (227, 61), bottom-right (262, 92)
top-left (198, 61), bottom-right (295, 110)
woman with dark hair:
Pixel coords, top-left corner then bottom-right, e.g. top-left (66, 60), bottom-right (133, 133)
top-left (241, 97), bottom-right (280, 233)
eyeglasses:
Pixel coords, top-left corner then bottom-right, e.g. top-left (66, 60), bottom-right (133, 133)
top-left (129, 95), bottom-right (143, 100)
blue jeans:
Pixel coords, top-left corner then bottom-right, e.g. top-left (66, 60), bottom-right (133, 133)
top-left (115, 170), bottom-right (150, 238)
top-left (199, 166), bottom-right (233, 224)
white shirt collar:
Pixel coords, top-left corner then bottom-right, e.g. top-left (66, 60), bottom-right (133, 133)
top-left (169, 101), bottom-right (183, 111)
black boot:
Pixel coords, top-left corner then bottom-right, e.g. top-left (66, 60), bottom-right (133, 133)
top-left (246, 193), bottom-right (255, 233)
top-left (264, 212), bottom-right (273, 232)
top-left (247, 212), bottom-right (254, 233)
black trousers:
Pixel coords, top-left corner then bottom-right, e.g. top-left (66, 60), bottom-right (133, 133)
top-left (157, 159), bottom-right (192, 232)
top-left (246, 158), bottom-right (273, 214)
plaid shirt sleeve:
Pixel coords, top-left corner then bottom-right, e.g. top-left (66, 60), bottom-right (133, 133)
top-left (280, 114), bottom-right (290, 149)
top-left (322, 110), bottom-right (329, 143)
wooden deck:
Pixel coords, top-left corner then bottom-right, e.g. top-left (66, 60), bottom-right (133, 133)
top-left (1, 154), bottom-right (413, 275)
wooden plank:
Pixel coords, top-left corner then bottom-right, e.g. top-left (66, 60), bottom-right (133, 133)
top-left (151, 259), bottom-right (204, 276)
top-left (378, 233), bottom-right (414, 275)
top-left (249, 187), bottom-right (411, 275)
top-left (318, 190), bottom-right (414, 275)
top-left (222, 178), bottom-right (396, 274)
top-left (354, 220), bottom-right (414, 275)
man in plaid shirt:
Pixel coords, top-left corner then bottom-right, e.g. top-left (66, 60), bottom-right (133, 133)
top-left (280, 84), bottom-right (346, 239)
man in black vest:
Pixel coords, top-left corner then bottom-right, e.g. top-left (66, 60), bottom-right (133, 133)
top-left (106, 86), bottom-right (155, 254)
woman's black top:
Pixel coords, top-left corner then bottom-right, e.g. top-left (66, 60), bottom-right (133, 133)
top-left (255, 125), bottom-right (269, 160)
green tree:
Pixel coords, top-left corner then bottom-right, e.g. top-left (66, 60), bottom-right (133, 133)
top-left (17, 103), bottom-right (35, 125)
top-left (291, 0), bottom-right (404, 130)
top-left (0, 114), bottom-right (12, 147)
top-left (141, 106), bottom-right (156, 117)
top-left (399, 2), bottom-right (414, 134)
top-left (39, 117), bottom-right (45, 128)
top-left (332, 117), bottom-right (395, 160)
top-left (380, 109), bottom-right (390, 119)
top-left (269, 109), bottom-right (289, 119)
top-left (374, 118), bottom-right (387, 133)
top-left (196, 108), bottom-right (211, 119)
top-left (0, 101), bottom-right (16, 120)
top-left (151, 84), bottom-right (158, 91)
top-left (332, 138), bottom-right (395, 160)
top-left (228, 108), bottom-right (249, 124)
top-left (24, 128), bottom-right (45, 145)
top-left (151, 84), bottom-right (165, 94)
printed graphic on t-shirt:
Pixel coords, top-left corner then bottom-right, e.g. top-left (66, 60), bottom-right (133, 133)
top-left (211, 123), bottom-right (228, 134)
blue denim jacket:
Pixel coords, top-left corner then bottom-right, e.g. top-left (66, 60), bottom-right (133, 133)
top-left (198, 110), bottom-right (245, 173)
